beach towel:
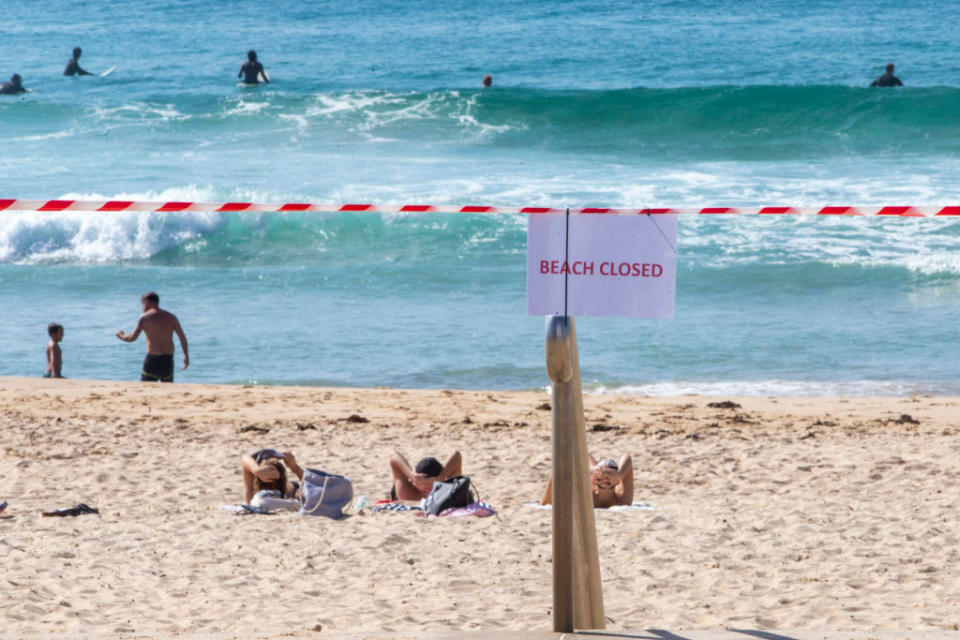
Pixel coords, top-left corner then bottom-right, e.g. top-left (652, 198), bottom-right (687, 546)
top-left (219, 504), bottom-right (278, 515)
top-left (370, 502), bottom-right (423, 513)
top-left (437, 501), bottom-right (497, 518)
top-left (606, 502), bottom-right (655, 512)
top-left (220, 504), bottom-right (248, 513)
top-left (298, 468), bottom-right (352, 519)
top-left (370, 500), bottom-right (495, 517)
top-left (523, 501), bottom-right (654, 511)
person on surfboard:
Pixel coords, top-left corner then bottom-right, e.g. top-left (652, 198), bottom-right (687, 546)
top-left (64, 47), bottom-right (94, 76)
top-left (0, 74), bottom-right (26, 95)
top-left (238, 50), bottom-right (269, 84)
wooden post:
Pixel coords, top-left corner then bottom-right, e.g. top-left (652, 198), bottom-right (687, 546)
top-left (545, 316), bottom-right (605, 632)
top-left (547, 316), bottom-right (575, 633)
top-left (567, 318), bottom-right (605, 630)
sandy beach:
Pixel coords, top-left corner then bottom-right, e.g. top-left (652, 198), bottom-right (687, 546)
top-left (2, 376), bottom-right (959, 638)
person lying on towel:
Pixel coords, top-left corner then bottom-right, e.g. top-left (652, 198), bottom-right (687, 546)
top-left (541, 454), bottom-right (633, 508)
top-left (241, 448), bottom-right (303, 504)
top-left (388, 450), bottom-right (462, 501)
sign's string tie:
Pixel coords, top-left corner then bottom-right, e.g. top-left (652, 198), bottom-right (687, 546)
top-left (645, 207), bottom-right (678, 254)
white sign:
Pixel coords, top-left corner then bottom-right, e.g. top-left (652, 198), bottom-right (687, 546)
top-left (526, 213), bottom-right (677, 318)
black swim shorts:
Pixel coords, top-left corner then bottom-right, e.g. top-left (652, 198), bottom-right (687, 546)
top-left (142, 354), bottom-right (174, 382)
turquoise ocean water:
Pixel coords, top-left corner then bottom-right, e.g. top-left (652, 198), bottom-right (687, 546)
top-left (2, 0), bottom-right (959, 394)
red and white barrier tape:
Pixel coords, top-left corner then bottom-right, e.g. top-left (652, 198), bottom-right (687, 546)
top-left (1, 199), bottom-right (959, 216)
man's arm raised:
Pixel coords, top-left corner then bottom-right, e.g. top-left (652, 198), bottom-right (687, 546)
top-left (439, 450), bottom-right (462, 481)
top-left (116, 317), bottom-right (144, 342)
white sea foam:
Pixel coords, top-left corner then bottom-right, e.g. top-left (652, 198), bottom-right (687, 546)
top-left (15, 129), bottom-right (77, 142)
top-left (449, 93), bottom-right (516, 138)
top-left (89, 102), bottom-right (189, 122)
top-left (4, 162), bottom-right (959, 273)
top-left (349, 92), bottom-right (445, 133)
top-left (277, 113), bottom-right (308, 129)
top-left (0, 211), bottom-right (222, 264)
top-left (0, 185), bottom-right (371, 264)
top-left (224, 100), bottom-right (271, 116)
top-left (369, 159), bottom-right (960, 275)
top-left (355, 133), bottom-right (401, 143)
top-left (678, 214), bottom-right (960, 275)
top-left (0, 187), bottom-right (228, 264)
top-left (308, 91), bottom-right (403, 117)
top-left (297, 90), bottom-right (519, 141)
top-left (585, 379), bottom-right (959, 397)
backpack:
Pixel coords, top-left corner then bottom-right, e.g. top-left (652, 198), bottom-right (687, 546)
top-left (298, 468), bottom-right (353, 519)
top-left (423, 475), bottom-right (476, 516)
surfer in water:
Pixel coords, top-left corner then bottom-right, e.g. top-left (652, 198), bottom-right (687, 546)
top-left (238, 50), bottom-right (269, 84)
top-left (64, 47), bottom-right (94, 76)
top-left (0, 74), bottom-right (26, 95)
top-left (870, 62), bottom-right (903, 87)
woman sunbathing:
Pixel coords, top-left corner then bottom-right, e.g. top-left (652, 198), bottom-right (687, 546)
top-left (241, 448), bottom-right (304, 504)
top-left (540, 454), bottom-right (633, 508)
top-left (388, 450), bottom-right (462, 501)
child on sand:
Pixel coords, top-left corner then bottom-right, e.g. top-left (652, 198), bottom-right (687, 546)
top-left (44, 323), bottom-right (64, 378)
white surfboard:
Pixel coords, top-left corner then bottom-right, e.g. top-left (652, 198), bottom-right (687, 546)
top-left (99, 66), bottom-right (116, 78)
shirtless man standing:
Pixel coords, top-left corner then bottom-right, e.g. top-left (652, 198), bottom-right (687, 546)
top-left (116, 292), bottom-right (189, 382)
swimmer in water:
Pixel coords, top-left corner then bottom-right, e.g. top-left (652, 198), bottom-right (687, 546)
top-left (870, 62), bottom-right (903, 87)
top-left (238, 50), bottom-right (269, 84)
top-left (483, 74), bottom-right (492, 87)
top-left (64, 47), bottom-right (93, 76)
top-left (0, 74), bottom-right (26, 95)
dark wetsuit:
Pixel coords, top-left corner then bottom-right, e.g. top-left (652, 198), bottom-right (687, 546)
top-left (64, 59), bottom-right (91, 76)
top-left (239, 61), bottom-right (266, 84)
top-left (142, 354), bottom-right (175, 382)
top-left (0, 82), bottom-right (25, 95)
top-left (871, 73), bottom-right (903, 87)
